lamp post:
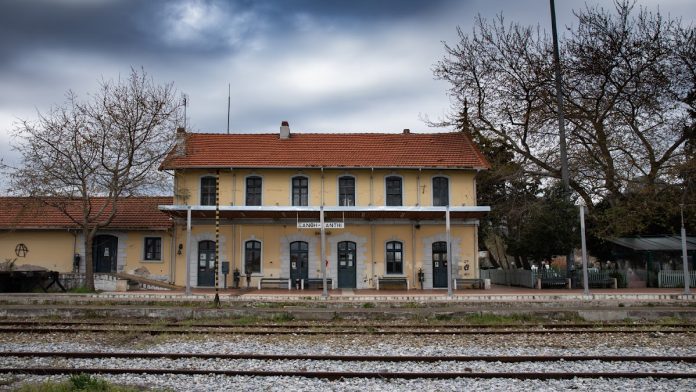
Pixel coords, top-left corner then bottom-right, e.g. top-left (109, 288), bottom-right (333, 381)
top-left (549, 0), bottom-right (574, 284)
top-left (681, 204), bottom-right (690, 295)
top-left (579, 200), bottom-right (589, 297)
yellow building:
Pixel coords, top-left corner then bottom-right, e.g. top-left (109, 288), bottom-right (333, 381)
top-left (159, 123), bottom-right (490, 290)
top-left (0, 197), bottom-right (175, 284)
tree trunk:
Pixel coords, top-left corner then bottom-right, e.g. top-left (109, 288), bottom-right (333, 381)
top-left (84, 228), bottom-right (95, 291)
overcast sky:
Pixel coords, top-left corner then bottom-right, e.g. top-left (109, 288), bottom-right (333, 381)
top-left (1, 0), bottom-right (694, 175)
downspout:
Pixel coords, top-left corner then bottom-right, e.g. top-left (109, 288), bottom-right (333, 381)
top-left (231, 168), bottom-right (236, 277)
top-left (371, 223), bottom-right (376, 287)
top-left (170, 223), bottom-right (176, 284)
top-left (320, 167), bottom-right (325, 206)
top-left (411, 223), bottom-right (416, 287)
top-left (369, 168), bottom-right (374, 206)
top-left (416, 168), bottom-right (421, 206)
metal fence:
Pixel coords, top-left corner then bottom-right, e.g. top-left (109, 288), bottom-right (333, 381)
top-left (657, 270), bottom-right (696, 288)
top-left (481, 268), bottom-right (628, 289)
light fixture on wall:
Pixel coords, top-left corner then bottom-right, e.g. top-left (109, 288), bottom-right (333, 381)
top-left (177, 244), bottom-right (183, 255)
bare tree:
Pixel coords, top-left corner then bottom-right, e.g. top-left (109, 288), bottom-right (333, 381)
top-left (434, 1), bottom-right (695, 213)
top-left (5, 68), bottom-right (182, 289)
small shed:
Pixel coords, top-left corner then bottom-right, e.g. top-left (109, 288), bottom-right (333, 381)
top-left (608, 236), bottom-right (695, 287)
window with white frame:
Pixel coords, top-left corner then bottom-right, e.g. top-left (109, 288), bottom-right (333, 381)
top-left (385, 176), bottom-right (402, 206)
top-left (244, 240), bottom-right (261, 274)
top-left (246, 176), bottom-right (262, 206)
top-left (292, 176), bottom-right (308, 206)
top-left (432, 176), bottom-right (449, 206)
top-left (338, 176), bottom-right (355, 206)
top-left (200, 176), bottom-right (216, 206)
top-left (144, 237), bottom-right (162, 261)
top-left (386, 241), bottom-right (403, 274)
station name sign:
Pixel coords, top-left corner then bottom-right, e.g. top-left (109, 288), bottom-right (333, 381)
top-left (297, 222), bottom-right (345, 229)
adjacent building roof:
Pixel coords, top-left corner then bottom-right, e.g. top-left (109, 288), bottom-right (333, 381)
top-left (0, 197), bottom-right (173, 230)
top-left (160, 130), bottom-right (491, 170)
top-left (609, 236), bottom-right (696, 251)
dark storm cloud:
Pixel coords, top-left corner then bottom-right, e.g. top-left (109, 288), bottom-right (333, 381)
top-left (0, 0), bottom-right (458, 65)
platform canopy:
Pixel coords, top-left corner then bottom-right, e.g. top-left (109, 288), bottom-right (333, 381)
top-left (159, 205), bottom-right (490, 221)
top-left (609, 236), bottom-right (696, 251)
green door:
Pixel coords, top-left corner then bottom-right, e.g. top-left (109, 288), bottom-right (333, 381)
top-left (432, 241), bottom-right (448, 288)
top-left (337, 241), bottom-right (356, 288)
top-left (93, 235), bottom-right (117, 273)
top-left (290, 241), bottom-right (309, 287)
top-left (197, 240), bottom-right (215, 287)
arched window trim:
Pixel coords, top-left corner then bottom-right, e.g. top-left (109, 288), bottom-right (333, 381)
top-left (244, 239), bottom-right (263, 275)
top-left (385, 240), bottom-right (404, 275)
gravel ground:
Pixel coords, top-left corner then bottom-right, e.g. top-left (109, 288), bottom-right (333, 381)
top-left (1, 331), bottom-right (694, 391)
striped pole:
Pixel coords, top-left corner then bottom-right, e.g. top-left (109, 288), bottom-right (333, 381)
top-left (214, 170), bottom-right (221, 307)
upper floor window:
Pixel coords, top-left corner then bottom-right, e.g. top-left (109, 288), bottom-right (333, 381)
top-left (143, 237), bottom-right (161, 261)
top-left (338, 176), bottom-right (355, 206)
top-left (433, 176), bottom-right (449, 206)
top-left (386, 241), bottom-right (403, 274)
top-left (292, 176), bottom-right (309, 206)
top-left (244, 240), bottom-right (262, 274)
top-left (246, 176), bottom-right (262, 206)
top-left (385, 176), bottom-right (402, 206)
top-left (200, 176), bottom-right (216, 206)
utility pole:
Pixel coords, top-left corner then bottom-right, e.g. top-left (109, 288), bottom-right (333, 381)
top-left (549, 0), bottom-right (574, 284)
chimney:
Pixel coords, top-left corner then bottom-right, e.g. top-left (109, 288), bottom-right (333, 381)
top-left (175, 127), bottom-right (187, 156)
top-left (403, 128), bottom-right (410, 134)
top-left (280, 121), bottom-right (290, 139)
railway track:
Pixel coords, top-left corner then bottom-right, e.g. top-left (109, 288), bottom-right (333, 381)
top-left (0, 352), bottom-right (694, 380)
top-left (0, 325), bottom-right (692, 335)
top-left (1, 320), bottom-right (693, 329)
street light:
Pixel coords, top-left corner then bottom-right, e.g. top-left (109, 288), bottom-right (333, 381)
top-left (579, 200), bottom-right (589, 296)
top-left (681, 204), bottom-right (690, 295)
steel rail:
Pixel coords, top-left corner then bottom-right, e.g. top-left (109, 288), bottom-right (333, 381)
top-left (0, 327), bottom-right (691, 335)
top-left (1, 351), bottom-right (694, 363)
top-left (0, 367), bottom-right (692, 380)
top-left (0, 320), bottom-right (693, 329)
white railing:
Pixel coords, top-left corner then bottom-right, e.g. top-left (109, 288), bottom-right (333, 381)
top-left (658, 270), bottom-right (696, 288)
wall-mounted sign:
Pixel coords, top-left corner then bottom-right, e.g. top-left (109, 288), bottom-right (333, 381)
top-left (297, 222), bottom-right (345, 229)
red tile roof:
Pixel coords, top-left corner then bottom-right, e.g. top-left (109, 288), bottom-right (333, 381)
top-left (160, 131), bottom-right (490, 170)
top-left (0, 197), bottom-right (173, 230)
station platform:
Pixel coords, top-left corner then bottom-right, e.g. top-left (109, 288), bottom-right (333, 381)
top-left (8, 284), bottom-right (690, 303)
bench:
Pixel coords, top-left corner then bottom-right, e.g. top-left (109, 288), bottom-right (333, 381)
top-left (585, 274), bottom-right (617, 289)
top-left (454, 278), bottom-right (483, 289)
top-left (258, 277), bottom-right (291, 290)
top-left (303, 278), bottom-right (333, 290)
top-left (377, 276), bottom-right (409, 290)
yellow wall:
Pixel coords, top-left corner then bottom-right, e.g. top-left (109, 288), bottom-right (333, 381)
top-left (0, 230), bottom-right (76, 271)
top-left (174, 168), bottom-right (478, 207)
top-left (122, 231), bottom-right (173, 279)
top-left (171, 222), bottom-right (477, 288)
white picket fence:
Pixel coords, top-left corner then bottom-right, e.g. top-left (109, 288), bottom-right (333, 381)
top-left (657, 270), bottom-right (696, 288)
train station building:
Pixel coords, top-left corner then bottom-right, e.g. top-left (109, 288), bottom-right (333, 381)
top-left (1, 123), bottom-right (490, 290)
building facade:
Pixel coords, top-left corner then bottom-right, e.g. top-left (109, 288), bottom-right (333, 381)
top-left (160, 123), bottom-right (490, 289)
top-left (0, 197), bottom-right (175, 283)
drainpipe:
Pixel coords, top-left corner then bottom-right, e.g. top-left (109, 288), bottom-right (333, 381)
top-left (231, 168), bottom-right (236, 206)
top-left (369, 168), bottom-right (374, 206)
top-left (371, 223), bottom-right (376, 288)
top-left (170, 224), bottom-right (176, 284)
top-left (411, 223), bottom-right (416, 287)
top-left (417, 168), bottom-right (421, 206)
top-left (320, 167), bottom-right (325, 206)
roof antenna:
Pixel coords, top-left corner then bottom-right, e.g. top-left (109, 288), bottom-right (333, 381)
top-left (182, 94), bottom-right (188, 130)
top-left (227, 84), bottom-right (231, 134)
